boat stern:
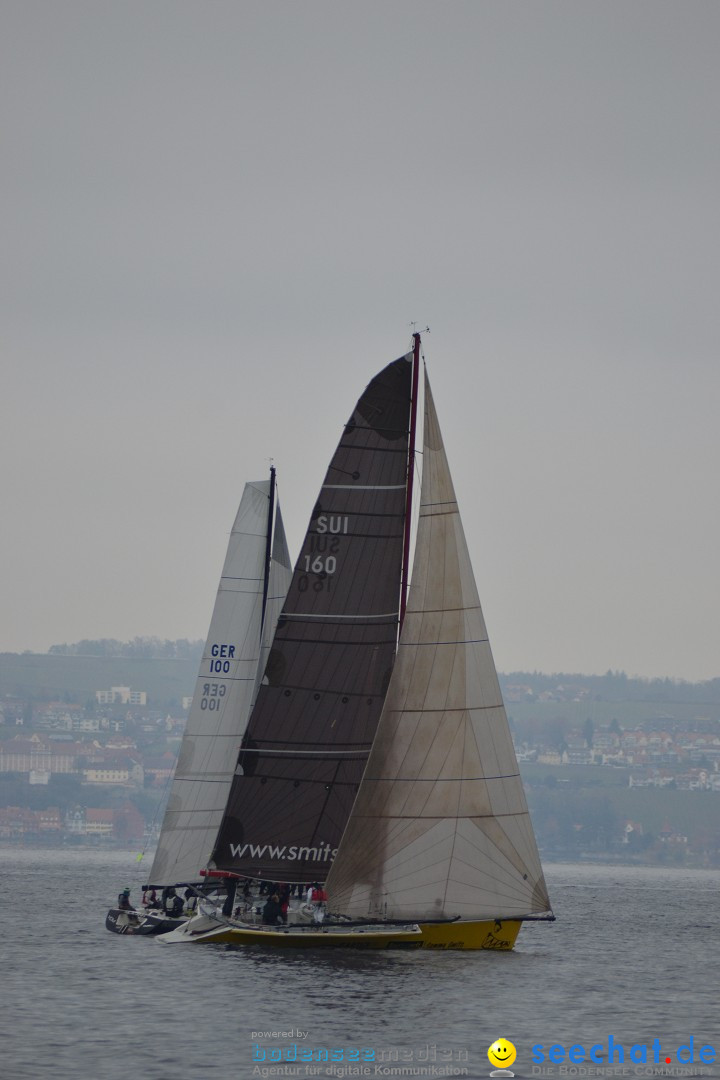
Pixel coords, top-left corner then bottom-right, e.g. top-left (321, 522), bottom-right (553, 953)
top-left (417, 919), bottom-right (522, 950)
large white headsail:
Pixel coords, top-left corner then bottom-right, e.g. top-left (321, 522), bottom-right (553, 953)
top-left (327, 372), bottom-right (551, 921)
top-left (148, 478), bottom-right (291, 886)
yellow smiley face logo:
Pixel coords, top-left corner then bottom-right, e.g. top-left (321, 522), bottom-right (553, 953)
top-left (488, 1040), bottom-right (517, 1069)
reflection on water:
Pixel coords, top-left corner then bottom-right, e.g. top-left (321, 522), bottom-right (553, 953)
top-left (3, 850), bottom-right (719, 1080)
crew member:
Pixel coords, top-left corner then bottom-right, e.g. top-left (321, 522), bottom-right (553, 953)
top-left (262, 893), bottom-right (283, 925)
top-left (117, 887), bottom-right (135, 911)
top-left (163, 887), bottom-right (184, 918)
top-left (310, 882), bottom-right (328, 924)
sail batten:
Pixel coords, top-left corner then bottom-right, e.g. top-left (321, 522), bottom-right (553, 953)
top-left (326, 371), bottom-right (551, 921)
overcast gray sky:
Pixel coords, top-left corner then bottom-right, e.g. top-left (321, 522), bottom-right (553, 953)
top-left (2, 1), bottom-right (718, 680)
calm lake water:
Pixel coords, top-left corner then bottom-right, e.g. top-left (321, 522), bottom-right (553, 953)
top-left (2, 849), bottom-right (718, 1080)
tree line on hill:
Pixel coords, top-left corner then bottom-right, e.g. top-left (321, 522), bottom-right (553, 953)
top-left (9, 639), bottom-right (720, 705)
top-left (48, 637), bottom-right (204, 661)
top-left (501, 669), bottom-right (720, 704)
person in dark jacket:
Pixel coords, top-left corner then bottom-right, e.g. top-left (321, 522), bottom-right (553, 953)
top-left (117, 887), bottom-right (135, 911)
top-left (262, 893), bottom-right (283, 925)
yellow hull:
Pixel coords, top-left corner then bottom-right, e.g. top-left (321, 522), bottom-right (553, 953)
top-left (160, 922), bottom-right (424, 949)
top-left (160, 918), bottom-right (522, 950)
top-left (416, 919), bottom-right (522, 950)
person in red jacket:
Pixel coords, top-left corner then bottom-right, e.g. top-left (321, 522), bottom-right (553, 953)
top-left (310, 882), bottom-right (327, 924)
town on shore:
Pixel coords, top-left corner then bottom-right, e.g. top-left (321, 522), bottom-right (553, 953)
top-left (1, 643), bottom-right (719, 866)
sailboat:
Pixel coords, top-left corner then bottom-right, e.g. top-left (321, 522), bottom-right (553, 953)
top-left (105, 469), bottom-right (292, 934)
top-left (158, 335), bottom-right (553, 950)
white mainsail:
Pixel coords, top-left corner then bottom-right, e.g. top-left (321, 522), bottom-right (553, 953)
top-left (148, 478), bottom-right (292, 886)
top-left (326, 373), bottom-right (551, 921)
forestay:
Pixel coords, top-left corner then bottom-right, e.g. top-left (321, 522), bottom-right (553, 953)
top-left (326, 373), bottom-right (552, 920)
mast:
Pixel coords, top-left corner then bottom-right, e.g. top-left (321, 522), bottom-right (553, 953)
top-left (399, 332), bottom-right (421, 631)
top-left (261, 464), bottom-right (276, 631)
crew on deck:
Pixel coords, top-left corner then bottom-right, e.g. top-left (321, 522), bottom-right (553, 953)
top-left (117, 887), bottom-right (135, 911)
top-left (262, 893), bottom-right (284, 925)
top-left (162, 887), bottom-right (184, 918)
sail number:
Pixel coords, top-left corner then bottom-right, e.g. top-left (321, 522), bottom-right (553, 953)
top-left (303, 554), bottom-right (336, 574)
top-left (209, 643), bottom-right (235, 673)
top-left (297, 517), bottom-right (349, 593)
top-left (201, 682), bottom-right (227, 710)
top-left (316, 515), bottom-right (348, 534)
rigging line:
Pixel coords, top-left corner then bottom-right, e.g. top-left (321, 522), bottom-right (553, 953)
top-left (399, 638), bottom-right (490, 647)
